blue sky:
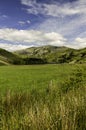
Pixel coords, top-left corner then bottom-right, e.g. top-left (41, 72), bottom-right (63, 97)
top-left (0, 0), bottom-right (86, 51)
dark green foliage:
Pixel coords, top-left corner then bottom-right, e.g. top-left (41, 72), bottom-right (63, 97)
top-left (60, 67), bottom-right (85, 94)
top-left (23, 57), bottom-right (47, 64)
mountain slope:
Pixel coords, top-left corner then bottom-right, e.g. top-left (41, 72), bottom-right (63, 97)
top-left (0, 48), bottom-right (23, 65)
top-left (15, 45), bottom-right (86, 64)
top-left (0, 46), bottom-right (85, 65)
top-left (15, 45), bottom-right (69, 57)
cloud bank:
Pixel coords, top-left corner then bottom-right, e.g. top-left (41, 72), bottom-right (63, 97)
top-left (0, 43), bottom-right (28, 51)
top-left (0, 28), bottom-right (66, 45)
top-left (0, 28), bottom-right (86, 51)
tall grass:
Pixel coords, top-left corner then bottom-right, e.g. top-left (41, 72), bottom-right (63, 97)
top-left (0, 66), bottom-right (86, 130)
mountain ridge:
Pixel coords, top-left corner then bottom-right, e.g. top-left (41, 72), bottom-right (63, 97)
top-left (15, 45), bottom-right (86, 64)
top-left (0, 45), bottom-right (86, 65)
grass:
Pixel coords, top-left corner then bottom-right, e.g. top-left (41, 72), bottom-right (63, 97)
top-left (0, 64), bottom-right (86, 130)
top-left (0, 64), bottom-right (78, 94)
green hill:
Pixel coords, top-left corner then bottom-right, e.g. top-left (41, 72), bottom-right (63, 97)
top-left (15, 45), bottom-right (86, 64)
top-left (0, 48), bottom-right (23, 65)
top-left (0, 46), bottom-right (86, 65)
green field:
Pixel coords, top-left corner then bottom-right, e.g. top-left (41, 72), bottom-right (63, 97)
top-left (0, 64), bottom-right (86, 130)
top-left (0, 64), bottom-right (80, 94)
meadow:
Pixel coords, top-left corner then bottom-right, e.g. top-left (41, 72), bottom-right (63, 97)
top-left (0, 64), bottom-right (86, 130)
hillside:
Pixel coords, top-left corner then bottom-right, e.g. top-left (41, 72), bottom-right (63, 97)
top-left (15, 45), bottom-right (86, 64)
top-left (0, 46), bottom-right (86, 65)
top-left (0, 48), bottom-right (23, 65)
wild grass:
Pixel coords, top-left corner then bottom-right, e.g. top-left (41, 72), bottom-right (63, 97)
top-left (0, 64), bottom-right (86, 130)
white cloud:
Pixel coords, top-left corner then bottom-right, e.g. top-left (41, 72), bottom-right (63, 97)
top-left (38, 13), bottom-right (86, 37)
top-left (66, 37), bottom-right (86, 49)
top-left (0, 43), bottom-right (28, 51)
top-left (0, 13), bottom-right (8, 20)
top-left (20, 0), bottom-right (86, 44)
top-left (20, 0), bottom-right (86, 42)
top-left (18, 21), bottom-right (26, 26)
top-left (27, 20), bottom-right (31, 24)
top-left (21, 0), bottom-right (86, 17)
top-left (18, 20), bottom-right (31, 26)
top-left (2, 15), bottom-right (8, 18)
top-left (0, 28), bottom-right (86, 51)
top-left (0, 28), bottom-right (67, 51)
top-left (75, 37), bottom-right (86, 48)
top-left (0, 28), bottom-right (66, 46)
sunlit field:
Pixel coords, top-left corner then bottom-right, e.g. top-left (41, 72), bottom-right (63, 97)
top-left (0, 64), bottom-right (86, 130)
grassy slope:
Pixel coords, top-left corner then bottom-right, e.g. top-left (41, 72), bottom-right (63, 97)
top-left (0, 64), bottom-right (86, 130)
top-left (15, 45), bottom-right (71, 58)
top-left (15, 45), bottom-right (86, 63)
top-left (0, 48), bottom-right (23, 65)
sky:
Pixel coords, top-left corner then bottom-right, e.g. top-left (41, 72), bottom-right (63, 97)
top-left (0, 0), bottom-right (86, 51)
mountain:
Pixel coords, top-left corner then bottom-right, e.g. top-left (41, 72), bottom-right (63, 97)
top-left (0, 45), bottom-right (86, 65)
top-left (0, 48), bottom-right (23, 65)
top-left (15, 45), bottom-right (86, 64)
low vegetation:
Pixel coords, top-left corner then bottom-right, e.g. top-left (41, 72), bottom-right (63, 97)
top-left (0, 64), bottom-right (86, 130)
